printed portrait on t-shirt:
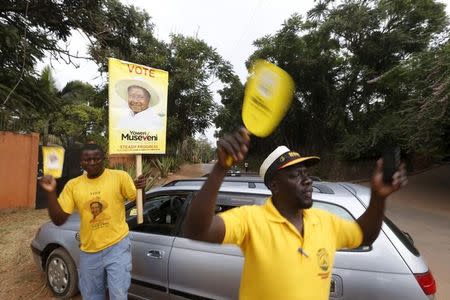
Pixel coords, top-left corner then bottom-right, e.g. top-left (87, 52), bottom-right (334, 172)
top-left (86, 197), bottom-right (111, 228)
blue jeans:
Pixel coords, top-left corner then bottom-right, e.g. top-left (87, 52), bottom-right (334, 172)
top-left (79, 235), bottom-right (132, 300)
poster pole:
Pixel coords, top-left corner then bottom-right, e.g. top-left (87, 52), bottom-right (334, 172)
top-left (136, 154), bottom-right (143, 224)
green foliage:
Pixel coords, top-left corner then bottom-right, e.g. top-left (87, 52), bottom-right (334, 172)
top-left (2, 0), bottom-right (233, 149)
top-left (216, 0), bottom-right (449, 161)
top-left (113, 160), bottom-right (159, 191)
top-left (164, 34), bottom-right (232, 142)
top-left (214, 75), bottom-right (245, 137)
top-left (151, 154), bottom-right (185, 179)
top-left (152, 157), bottom-right (176, 178)
top-left (180, 137), bottom-right (215, 163)
top-left (30, 67), bottom-right (107, 147)
top-left (2, 0), bottom-right (448, 164)
top-left (87, 5), bottom-right (236, 144)
top-left (195, 138), bottom-right (215, 163)
top-left (0, 0), bottom-right (107, 115)
top-left (380, 40), bottom-right (450, 159)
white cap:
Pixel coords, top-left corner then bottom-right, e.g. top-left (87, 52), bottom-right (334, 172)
top-left (259, 145), bottom-right (320, 186)
top-left (259, 146), bottom-right (290, 179)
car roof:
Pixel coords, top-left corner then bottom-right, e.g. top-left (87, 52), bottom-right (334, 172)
top-left (151, 176), bottom-right (368, 200)
top-left (148, 178), bottom-right (370, 218)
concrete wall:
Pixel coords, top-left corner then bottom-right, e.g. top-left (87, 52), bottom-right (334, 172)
top-left (0, 131), bottom-right (39, 209)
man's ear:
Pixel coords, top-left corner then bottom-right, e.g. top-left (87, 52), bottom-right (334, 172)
top-left (268, 178), bottom-right (278, 194)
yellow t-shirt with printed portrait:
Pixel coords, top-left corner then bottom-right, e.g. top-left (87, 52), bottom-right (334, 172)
top-left (57, 169), bottom-right (137, 252)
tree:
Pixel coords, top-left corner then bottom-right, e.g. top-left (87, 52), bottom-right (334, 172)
top-left (28, 67), bottom-right (106, 148)
top-left (319, 0), bottom-right (448, 158)
top-left (165, 34), bottom-right (235, 143)
top-left (51, 80), bottom-right (106, 148)
top-left (86, 3), bottom-right (236, 146)
top-left (1, 0), bottom-right (237, 152)
top-left (214, 75), bottom-right (245, 137)
top-left (216, 0), bottom-right (449, 161)
top-left (0, 0), bottom-right (106, 117)
top-left (378, 41), bottom-right (450, 159)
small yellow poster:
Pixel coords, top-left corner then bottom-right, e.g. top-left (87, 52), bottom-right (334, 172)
top-left (42, 146), bottom-right (65, 178)
top-left (108, 58), bottom-right (169, 154)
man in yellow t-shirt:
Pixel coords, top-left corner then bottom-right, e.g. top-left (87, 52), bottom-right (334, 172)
top-left (40, 143), bottom-right (146, 300)
top-left (183, 128), bottom-right (407, 299)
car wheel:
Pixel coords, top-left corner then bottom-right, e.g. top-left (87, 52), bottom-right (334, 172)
top-left (45, 248), bottom-right (79, 298)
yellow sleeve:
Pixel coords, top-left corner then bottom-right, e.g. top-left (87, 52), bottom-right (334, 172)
top-left (121, 171), bottom-right (137, 201)
top-left (218, 206), bottom-right (249, 247)
top-left (57, 180), bottom-right (75, 214)
top-left (330, 213), bottom-right (363, 249)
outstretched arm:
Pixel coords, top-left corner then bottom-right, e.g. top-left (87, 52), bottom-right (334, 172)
top-left (40, 175), bottom-right (70, 226)
top-left (183, 128), bottom-right (250, 243)
top-left (357, 159), bottom-right (407, 246)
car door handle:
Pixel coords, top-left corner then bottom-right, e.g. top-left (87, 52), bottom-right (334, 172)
top-left (147, 250), bottom-right (165, 259)
top-left (330, 274), bottom-right (343, 298)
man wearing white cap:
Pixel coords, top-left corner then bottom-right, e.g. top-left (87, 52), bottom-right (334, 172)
top-left (183, 127), bottom-right (407, 300)
top-left (115, 79), bottom-right (163, 130)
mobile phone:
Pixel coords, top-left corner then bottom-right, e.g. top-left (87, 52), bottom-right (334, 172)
top-left (382, 146), bottom-right (401, 183)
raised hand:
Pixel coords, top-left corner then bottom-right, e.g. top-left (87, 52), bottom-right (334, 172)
top-left (40, 175), bottom-right (57, 193)
top-left (371, 159), bottom-right (408, 199)
top-left (216, 127), bottom-right (250, 169)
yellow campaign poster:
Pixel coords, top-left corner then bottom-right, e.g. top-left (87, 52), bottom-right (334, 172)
top-left (42, 146), bottom-right (65, 178)
top-left (108, 58), bottom-right (169, 154)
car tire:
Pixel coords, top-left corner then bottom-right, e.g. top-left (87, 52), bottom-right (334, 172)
top-left (45, 248), bottom-right (79, 299)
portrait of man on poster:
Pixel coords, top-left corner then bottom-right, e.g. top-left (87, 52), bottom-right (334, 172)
top-left (114, 78), bottom-right (163, 130)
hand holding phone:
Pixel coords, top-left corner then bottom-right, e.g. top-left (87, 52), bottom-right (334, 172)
top-left (382, 146), bottom-right (401, 184)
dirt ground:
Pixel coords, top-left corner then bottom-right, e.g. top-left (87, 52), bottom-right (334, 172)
top-left (0, 163), bottom-right (448, 299)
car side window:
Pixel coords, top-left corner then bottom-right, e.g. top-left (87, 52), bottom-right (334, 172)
top-left (127, 194), bottom-right (187, 236)
top-left (213, 193), bottom-right (268, 214)
top-left (312, 201), bottom-right (353, 220)
top-left (177, 192), bottom-right (268, 238)
top-left (312, 200), bottom-right (371, 251)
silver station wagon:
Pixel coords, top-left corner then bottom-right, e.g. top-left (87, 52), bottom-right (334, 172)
top-left (31, 177), bottom-right (437, 299)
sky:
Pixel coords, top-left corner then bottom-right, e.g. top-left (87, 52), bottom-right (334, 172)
top-left (37, 0), bottom-right (317, 144)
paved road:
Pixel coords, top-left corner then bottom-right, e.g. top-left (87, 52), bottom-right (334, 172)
top-left (384, 164), bottom-right (450, 298)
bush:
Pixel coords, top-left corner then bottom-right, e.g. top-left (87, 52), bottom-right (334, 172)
top-left (113, 161), bottom-right (159, 191)
top-left (152, 155), bottom-right (182, 178)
